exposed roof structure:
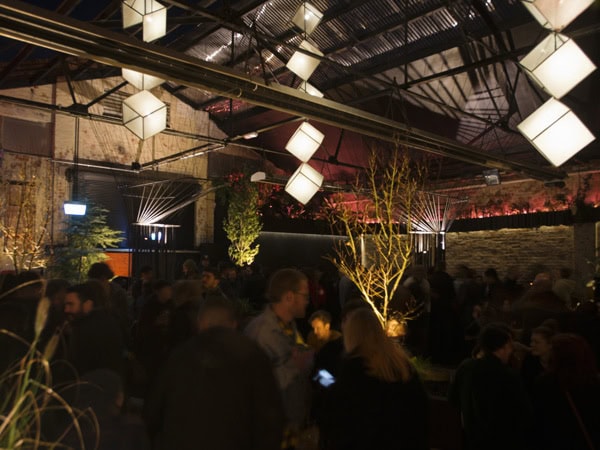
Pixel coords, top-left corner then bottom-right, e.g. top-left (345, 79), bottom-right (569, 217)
top-left (0, 0), bottom-right (598, 187)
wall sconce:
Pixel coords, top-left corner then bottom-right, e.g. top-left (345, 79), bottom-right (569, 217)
top-left (521, 0), bottom-right (594, 31)
top-left (122, 68), bottom-right (164, 90)
top-left (285, 163), bottom-right (324, 204)
top-left (298, 81), bottom-right (324, 98)
top-left (517, 97), bottom-right (595, 166)
top-left (63, 201), bottom-right (87, 216)
top-left (123, 90), bottom-right (167, 140)
top-left (286, 40), bottom-right (323, 80)
top-left (520, 33), bottom-right (596, 99)
top-left (285, 121), bottom-right (324, 162)
top-left (291, 2), bottom-right (323, 35)
top-left (122, 0), bottom-right (167, 42)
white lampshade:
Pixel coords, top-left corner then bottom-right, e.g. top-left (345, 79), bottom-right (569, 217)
top-left (291, 2), bottom-right (323, 35)
top-left (63, 201), bottom-right (87, 216)
top-left (122, 0), bottom-right (167, 42)
top-left (123, 90), bottom-right (167, 140)
top-left (520, 33), bottom-right (596, 99)
top-left (285, 163), bottom-right (324, 204)
top-left (522, 0), bottom-right (594, 31)
top-left (286, 40), bottom-right (323, 81)
top-left (517, 98), bottom-right (595, 166)
top-left (298, 81), bottom-right (324, 98)
top-left (285, 122), bottom-right (324, 162)
top-left (122, 68), bottom-right (164, 90)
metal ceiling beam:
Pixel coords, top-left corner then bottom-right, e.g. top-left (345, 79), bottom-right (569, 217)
top-left (0, 0), bottom-right (565, 180)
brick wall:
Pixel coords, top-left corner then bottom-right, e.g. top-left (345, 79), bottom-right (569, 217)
top-left (445, 225), bottom-right (576, 282)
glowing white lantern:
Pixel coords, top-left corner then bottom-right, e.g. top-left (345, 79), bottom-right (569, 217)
top-left (122, 0), bottom-right (167, 42)
top-left (291, 2), bottom-right (323, 35)
top-left (517, 98), bottom-right (595, 167)
top-left (285, 122), bottom-right (324, 162)
top-left (286, 40), bottom-right (323, 81)
top-left (122, 68), bottom-right (164, 91)
top-left (123, 90), bottom-right (167, 140)
top-left (520, 33), bottom-right (596, 99)
top-left (285, 163), bottom-right (324, 204)
top-left (63, 201), bottom-right (87, 216)
top-left (521, 0), bottom-right (594, 31)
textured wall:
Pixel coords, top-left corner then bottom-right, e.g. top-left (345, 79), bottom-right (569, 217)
top-left (445, 225), bottom-right (578, 283)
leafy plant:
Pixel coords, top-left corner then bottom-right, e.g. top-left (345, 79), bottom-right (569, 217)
top-left (48, 205), bottom-right (123, 283)
top-left (222, 172), bottom-right (262, 267)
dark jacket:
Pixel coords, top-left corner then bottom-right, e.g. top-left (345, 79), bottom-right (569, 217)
top-left (319, 356), bottom-right (429, 450)
top-left (145, 327), bottom-right (285, 450)
top-left (449, 354), bottom-right (532, 450)
top-left (67, 309), bottom-right (125, 377)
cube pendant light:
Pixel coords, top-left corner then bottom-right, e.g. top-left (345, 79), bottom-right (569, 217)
top-left (520, 33), bottom-right (596, 99)
top-left (285, 122), bottom-right (324, 162)
top-left (517, 98), bottom-right (595, 167)
top-left (123, 90), bottom-right (167, 140)
top-left (122, 68), bottom-right (165, 91)
top-left (122, 0), bottom-right (167, 42)
top-left (285, 163), bottom-right (324, 204)
top-left (521, 0), bottom-right (595, 31)
top-left (286, 40), bottom-right (323, 81)
top-left (291, 2), bottom-right (323, 35)
top-left (298, 81), bottom-right (324, 98)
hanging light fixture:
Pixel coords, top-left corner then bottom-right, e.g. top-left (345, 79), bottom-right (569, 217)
top-left (123, 90), bottom-right (167, 140)
top-left (122, 0), bottom-right (167, 42)
top-left (286, 40), bottom-right (323, 80)
top-left (285, 122), bottom-right (324, 162)
top-left (291, 2), bottom-right (323, 35)
top-left (63, 201), bottom-right (87, 216)
top-left (521, 0), bottom-right (594, 31)
top-left (517, 97), bottom-right (595, 167)
top-left (285, 163), bottom-right (324, 204)
top-left (298, 81), bottom-right (324, 98)
top-left (520, 33), bottom-right (596, 99)
top-left (122, 68), bottom-right (164, 91)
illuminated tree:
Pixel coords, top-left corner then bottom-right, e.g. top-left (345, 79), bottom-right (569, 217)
top-left (223, 172), bottom-right (262, 267)
top-left (0, 158), bottom-right (51, 273)
top-left (325, 145), bottom-right (423, 327)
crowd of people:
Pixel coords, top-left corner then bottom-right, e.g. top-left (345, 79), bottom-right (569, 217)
top-left (0, 257), bottom-right (599, 450)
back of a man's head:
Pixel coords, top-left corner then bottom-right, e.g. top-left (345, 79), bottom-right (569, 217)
top-left (265, 268), bottom-right (306, 304)
top-left (478, 323), bottom-right (512, 355)
top-left (197, 297), bottom-right (238, 331)
top-left (88, 262), bottom-right (114, 281)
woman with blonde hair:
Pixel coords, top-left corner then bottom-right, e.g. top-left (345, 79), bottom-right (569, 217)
top-left (318, 308), bottom-right (428, 450)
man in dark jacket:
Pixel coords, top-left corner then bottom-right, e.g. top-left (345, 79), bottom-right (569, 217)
top-left (64, 281), bottom-right (125, 377)
top-left (145, 298), bottom-right (285, 450)
top-left (449, 323), bottom-right (532, 450)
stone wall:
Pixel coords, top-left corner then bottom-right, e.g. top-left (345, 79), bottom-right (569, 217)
top-left (445, 225), bottom-right (586, 284)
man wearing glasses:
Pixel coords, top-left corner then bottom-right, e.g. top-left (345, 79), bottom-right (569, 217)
top-left (245, 268), bottom-right (313, 448)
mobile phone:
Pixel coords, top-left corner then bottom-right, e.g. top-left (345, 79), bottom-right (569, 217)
top-left (313, 369), bottom-right (336, 387)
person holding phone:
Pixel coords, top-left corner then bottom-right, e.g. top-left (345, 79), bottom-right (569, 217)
top-left (317, 308), bottom-right (429, 450)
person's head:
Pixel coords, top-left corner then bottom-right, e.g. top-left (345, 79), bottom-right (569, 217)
top-left (64, 282), bottom-right (104, 321)
top-left (343, 308), bottom-right (411, 382)
top-left (45, 279), bottom-right (70, 308)
top-left (478, 323), bottom-right (514, 364)
top-left (172, 280), bottom-right (202, 307)
top-left (200, 255), bottom-right (210, 268)
top-left (152, 280), bottom-right (172, 303)
top-left (530, 325), bottom-right (555, 359)
top-left (87, 262), bottom-right (114, 283)
top-left (139, 265), bottom-right (153, 281)
top-left (549, 333), bottom-right (598, 389)
top-left (309, 310), bottom-right (332, 340)
top-left (201, 267), bottom-right (220, 291)
top-left (182, 259), bottom-right (199, 275)
top-left (483, 268), bottom-right (499, 283)
top-left (197, 297), bottom-right (238, 331)
top-left (266, 268), bottom-right (309, 322)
